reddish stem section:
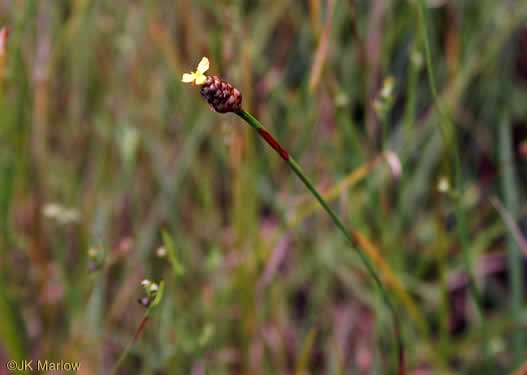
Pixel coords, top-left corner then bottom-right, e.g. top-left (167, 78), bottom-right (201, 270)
top-left (258, 129), bottom-right (289, 161)
top-left (132, 316), bottom-right (150, 343)
top-left (395, 317), bottom-right (405, 375)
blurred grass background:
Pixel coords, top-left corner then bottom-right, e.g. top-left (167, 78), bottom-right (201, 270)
top-left (1, 0), bottom-right (527, 374)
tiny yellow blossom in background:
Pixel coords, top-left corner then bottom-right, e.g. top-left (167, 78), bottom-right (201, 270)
top-left (437, 176), bottom-right (450, 193)
top-left (181, 57), bottom-right (209, 85)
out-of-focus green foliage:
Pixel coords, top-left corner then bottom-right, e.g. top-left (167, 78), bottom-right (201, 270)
top-left (0, 0), bottom-right (527, 373)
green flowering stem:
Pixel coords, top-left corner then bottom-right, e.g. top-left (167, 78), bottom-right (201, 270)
top-left (109, 281), bottom-right (165, 375)
top-left (414, 0), bottom-right (489, 365)
top-left (109, 315), bottom-right (149, 375)
top-left (235, 109), bottom-right (404, 374)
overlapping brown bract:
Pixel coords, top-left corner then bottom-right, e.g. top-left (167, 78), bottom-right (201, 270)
top-left (200, 75), bottom-right (242, 113)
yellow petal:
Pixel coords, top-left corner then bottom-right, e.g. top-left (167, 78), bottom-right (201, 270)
top-left (181, 73), bottom-right (195, 83)
top-left (196, 57), bottom-right (209, 74)
top-left (194, 74), bottom-right (207, 85)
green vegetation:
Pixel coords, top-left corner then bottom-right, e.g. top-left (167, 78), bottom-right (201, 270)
top-left (1, 1), bottom-right (527, 373)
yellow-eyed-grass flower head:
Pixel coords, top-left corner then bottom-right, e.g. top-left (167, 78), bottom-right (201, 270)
top-left (87, 245), bottom-right (105, 272)
top-left (138, 279), bottom-right (161, 308)
top-left (182, 57), bottom-right (242, 113)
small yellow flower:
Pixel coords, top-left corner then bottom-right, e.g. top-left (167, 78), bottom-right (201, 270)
top-left (181, 57), bottom-right (209, 86)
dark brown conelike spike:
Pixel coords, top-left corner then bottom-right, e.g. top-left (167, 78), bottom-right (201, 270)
top-left (200, 76), bottom-right (242, 113)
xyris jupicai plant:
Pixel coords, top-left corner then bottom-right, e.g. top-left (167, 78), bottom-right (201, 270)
top-left (182, 57), bottom-right (405, 374)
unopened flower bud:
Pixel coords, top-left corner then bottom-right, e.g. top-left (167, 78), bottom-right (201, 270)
top-left (156, 246), bottom-right (167, 257)
top-left (138, 297), bottom-right (151, 307)
top-left (88, 262), bottom-right (100, 272)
